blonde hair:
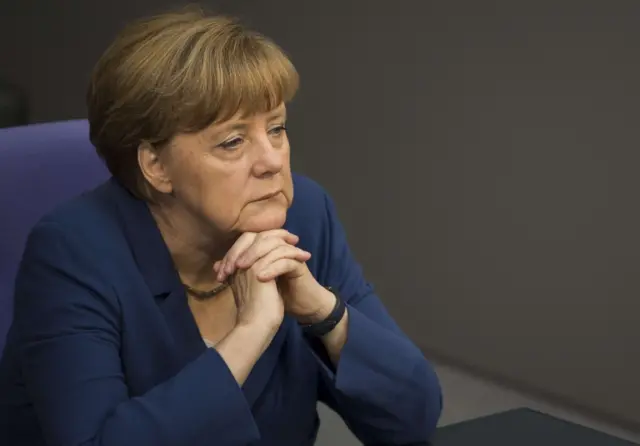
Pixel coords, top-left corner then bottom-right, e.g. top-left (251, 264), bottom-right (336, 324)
top-left (87, 8), bottom-right (299, 199)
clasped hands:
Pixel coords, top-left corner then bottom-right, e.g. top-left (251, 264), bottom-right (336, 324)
top-left (214, 230), bottom-right (336, 326)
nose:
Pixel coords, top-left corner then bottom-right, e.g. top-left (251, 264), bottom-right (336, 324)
top-left (252, 134), bottom-right (284, 177)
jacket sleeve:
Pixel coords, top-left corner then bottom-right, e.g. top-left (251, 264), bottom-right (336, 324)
top-left (314, 194), bottom-right (443, 446)
top-left (12, 221), bottom-right (260, 446)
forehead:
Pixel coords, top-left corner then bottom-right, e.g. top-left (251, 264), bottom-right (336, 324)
top-left (228, 102), bottom-right (287, 122)
top-left (209, 103), bottom-right (288, 132)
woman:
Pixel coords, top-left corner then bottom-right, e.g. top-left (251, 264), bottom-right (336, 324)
top-left (0, 9), bottom-right (442, 446)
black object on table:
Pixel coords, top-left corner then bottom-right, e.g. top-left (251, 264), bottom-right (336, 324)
top-left (432, 408), bottom-right (638, 446)
top-left (0, 79), bottom-right (28, 129)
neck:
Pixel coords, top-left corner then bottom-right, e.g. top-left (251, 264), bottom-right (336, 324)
top-left (148, 200), bottom-right (235, 290)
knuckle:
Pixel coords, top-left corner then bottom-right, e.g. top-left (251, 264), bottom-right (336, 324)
top-left (240, 247), bottom-right (255, 259)
top-left (263, 236), bottom-right (280, 248)
top-left (237, 232), bottom-right (253, 244)
top-left (257, 231), bottom-right (271, 241)
top-left (236, 233), bottom-right (256, 249)
top-left (268, 229), bottom-right (286, 240)
top-left (259, 238), bottom-right (282, 254)
top-left (273, 245), bottom-right (290, 257)
top-left (274, 239), bottom-right (288, 249)
top-left (248, 261), bottom-right (263, 274)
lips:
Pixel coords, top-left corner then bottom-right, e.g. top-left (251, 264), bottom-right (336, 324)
top-left (254, 191), bottom-right (281, 201)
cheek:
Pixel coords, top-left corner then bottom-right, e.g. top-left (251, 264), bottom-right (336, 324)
top-left (283, 172), bottom-right (294, 204)
top-left (171, 160), bottom-right (206, 202)
top-left (201, 166), bottom-right (251, 218)
top-left (282, 157), bottom-right (294, 201)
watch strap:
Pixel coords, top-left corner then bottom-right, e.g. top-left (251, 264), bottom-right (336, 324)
top-left (300, 287), bottom-right (346, 337)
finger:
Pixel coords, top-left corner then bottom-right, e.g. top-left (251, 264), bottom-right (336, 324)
top-left (256, 229), bottom-right (299, 246)
top-left (236, 237), bottom-right (290, 269)
top-left (219, 230), bottom-right (300, 281)
top-left (218, 232), bottom-right (257, 281)
top-left (223, 230), bottom-right (299, 277)
top-left (226, 270), bottom-right (237, 286)
top-left (254, 245), bottom-right (311, 271)
top-left (253, 245), bottom-right (311, 279)
top-left (224, 232), bottom-right (257, 271)
top-left (257, 258), bottom-right (308, 282)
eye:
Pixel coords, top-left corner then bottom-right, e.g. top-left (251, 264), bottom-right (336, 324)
top-left (268, 124), bottom-right (287, 136)
top-left (218, 137), bottom-right (244, 150)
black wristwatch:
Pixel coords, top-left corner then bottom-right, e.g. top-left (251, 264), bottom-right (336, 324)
top-left (300, 287), bottom-right (346, 337)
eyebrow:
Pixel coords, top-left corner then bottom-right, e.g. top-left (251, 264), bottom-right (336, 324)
top-left (224, 123), bottom-right (250, 132)
top-left (221, 110), bottom-right (287, 131)
top-left (265, 109), bottom-right (287, 123)
top-left (204, 108), bottom-right (288, 144)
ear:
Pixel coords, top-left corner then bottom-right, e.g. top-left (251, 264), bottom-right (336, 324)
top-left (138, 142), bottom-right (173, 195)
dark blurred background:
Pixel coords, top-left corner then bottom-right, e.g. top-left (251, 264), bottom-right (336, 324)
top-left (1, 0), bottom-right (639, 442)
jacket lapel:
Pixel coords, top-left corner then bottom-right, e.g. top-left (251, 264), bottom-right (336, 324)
top-left (240, 321), bottom-right (289, 407)
top-left (158, 288), bottom-right (207, 368)
top-left (104, 179), bottom-right (206, 368)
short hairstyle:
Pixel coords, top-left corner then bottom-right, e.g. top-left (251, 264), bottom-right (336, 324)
top-left (87, 8), bottom-right (299, 200)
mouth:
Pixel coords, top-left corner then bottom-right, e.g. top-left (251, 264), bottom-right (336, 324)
top-left (254, 191), bottom-right (281, 202)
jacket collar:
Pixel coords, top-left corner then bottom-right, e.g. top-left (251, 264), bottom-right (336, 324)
top-left (106, 178), bottom-right (182, 297)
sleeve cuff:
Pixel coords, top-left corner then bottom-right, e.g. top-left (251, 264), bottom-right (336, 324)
top-left (314, 304), bottom-right (425, 404)
top-left (310, 305), bottom-right (443, 443)
top-left (182, 349), bottom-right (261, 444)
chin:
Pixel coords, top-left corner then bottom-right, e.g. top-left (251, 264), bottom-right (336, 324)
top-left (234, 193), bottom-right (292, 233)
top-left (240, 208), bottom-right (288, 233)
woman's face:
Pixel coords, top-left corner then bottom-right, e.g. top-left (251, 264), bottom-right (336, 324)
top-left (144, 103), bottom-right (293, 235)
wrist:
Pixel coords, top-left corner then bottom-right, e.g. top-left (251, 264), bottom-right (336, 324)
top-left (300, 287), bottom-right (346, 339)
top-left (295, 285), bottom-right (337, 325)
top-left (236, 316), bottom-right (282, 340)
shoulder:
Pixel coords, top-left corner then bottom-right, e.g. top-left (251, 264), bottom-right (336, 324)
top-left (286, 173), bottom-right (333, 238)
top-left (12, 183), bottom-right (127, 336)
top-left (21, 181), bottom-right (129, 283)
top-left (286, 173), bottom-right (346, 282)
top-left (290, 173), bottom-right (331, 215)
top-left (36, 180), bottom-right (119, 236)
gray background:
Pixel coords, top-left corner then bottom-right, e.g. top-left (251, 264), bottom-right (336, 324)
top-left (1, 0), bottom-right (638, 432)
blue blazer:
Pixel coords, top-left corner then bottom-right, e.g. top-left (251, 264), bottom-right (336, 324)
top-left (0, 174), bottom-right (442, 446)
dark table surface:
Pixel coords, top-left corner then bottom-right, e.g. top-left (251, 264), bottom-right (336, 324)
top-left (432, 408), bottom-right (638, 446)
